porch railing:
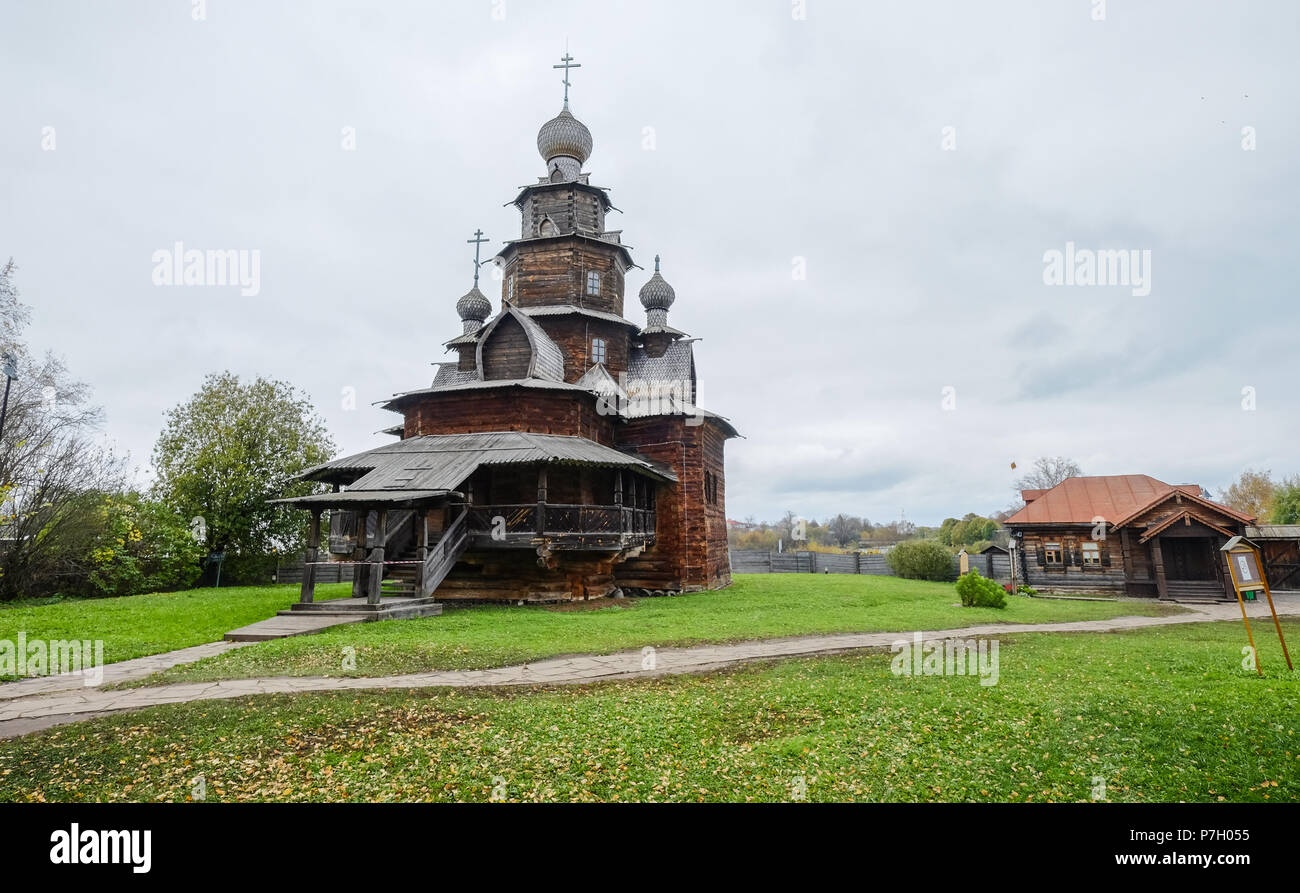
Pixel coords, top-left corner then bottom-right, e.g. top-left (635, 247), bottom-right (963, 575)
top-left (465, 504), bottom-right (655, 540)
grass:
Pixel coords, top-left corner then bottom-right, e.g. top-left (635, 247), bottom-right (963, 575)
top-left (137, 574), bottom-right (1179, 683)
top-left (0, 583), bottom-right (352, 677)
top-left (2, 619), bottom-right (1295, 803)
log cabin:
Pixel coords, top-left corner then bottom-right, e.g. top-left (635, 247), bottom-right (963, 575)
top-left (275, 59), bottom-right (737, 614)
top-left (1003, 475), bottom-right (1256, 601)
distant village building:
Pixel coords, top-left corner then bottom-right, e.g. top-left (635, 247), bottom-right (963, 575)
top-left (1003, 474), bottom-right (1255, 600)
top-left (278, 58), bottom-right (737, 610)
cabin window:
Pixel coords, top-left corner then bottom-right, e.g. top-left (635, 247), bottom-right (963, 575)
top-left (507, 275), bottom-right (515, 303)
top-left (1044, 542), bottom-right (1063, 566)
top-left (591, 337), bottom-right (607, 365)
top-left (1081, 542), bottom-right (1101, 567)
top-left (586, 270), bottom-right (601, 296)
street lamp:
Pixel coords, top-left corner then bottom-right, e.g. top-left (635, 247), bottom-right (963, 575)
top-left (0, 352), bottom-right (16, 442)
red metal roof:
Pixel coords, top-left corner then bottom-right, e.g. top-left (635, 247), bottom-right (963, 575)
top-left (1003, 474), bottom-right (1254, 527)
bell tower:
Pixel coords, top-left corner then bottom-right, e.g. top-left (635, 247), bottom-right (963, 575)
top-left (494, 52), bottom-right (635, 320)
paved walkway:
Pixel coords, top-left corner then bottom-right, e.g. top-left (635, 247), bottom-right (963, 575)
top-left (0, 641), bottom-right (248, 701)
top-left (1, 597), bottom-right (1295, 740)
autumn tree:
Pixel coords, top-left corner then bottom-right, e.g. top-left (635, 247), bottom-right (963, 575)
top-left (1220, 469), bottom-right (1276, 519)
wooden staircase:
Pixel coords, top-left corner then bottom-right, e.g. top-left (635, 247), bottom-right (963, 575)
top-left (380, 509), bottom-right (470, 599)
top-left (1163, 579), bottom-right (1229, 603)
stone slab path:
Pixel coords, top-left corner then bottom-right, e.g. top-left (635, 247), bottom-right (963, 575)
top-left (0, 641), bottom-right (248, 701)
top-left (1, 596), bottom-right (1296, 740)
top-left (225, 613), bottom-right (365, 642)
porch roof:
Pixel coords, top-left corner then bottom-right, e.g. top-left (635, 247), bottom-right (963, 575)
top-left (270, 489), bottom-right (453, 509)
top-left (293, 431), bottom-right (678, 493)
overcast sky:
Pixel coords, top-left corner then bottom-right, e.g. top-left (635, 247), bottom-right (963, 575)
top-left (2, 0), bottom-right (1297, 526)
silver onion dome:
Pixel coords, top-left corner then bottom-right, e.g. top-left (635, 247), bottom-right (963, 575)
top-left (456, 285), bottom-right (491, 332)
top-left (639, 256), bottom-right (676, 311)
top-left (537, 103), bottom-right (593, 180)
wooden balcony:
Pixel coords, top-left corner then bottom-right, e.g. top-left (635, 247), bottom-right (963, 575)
top-left (466, 503), bottom-right (656, 550)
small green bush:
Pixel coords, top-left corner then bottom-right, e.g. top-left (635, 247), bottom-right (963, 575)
top-left (955, 570), bottom-right (1008, 608)
top-left (886, 540), bottom-right (956, 582)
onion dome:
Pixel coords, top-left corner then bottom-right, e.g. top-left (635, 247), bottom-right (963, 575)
top-left (456, 285), bottom-right (491, 333)
top-left (537, 103), bottom-right (593, 181)
top-left (639, 255), bottom-right (676, 326)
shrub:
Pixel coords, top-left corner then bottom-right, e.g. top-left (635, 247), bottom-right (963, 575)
top-left (955, 570), bottom-right (1008, 608)
top-left (80, 492), bottom-right (204, 597)
top-left (886, 540), bottom-right (956, 582)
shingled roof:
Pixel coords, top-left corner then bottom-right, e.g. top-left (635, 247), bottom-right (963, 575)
top-left (1003, 474), bottom-right (1254, 527)
top-left (291, 431), bottom-right (678, 499)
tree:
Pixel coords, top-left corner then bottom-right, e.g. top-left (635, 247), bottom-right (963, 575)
top-left (0, 260), bottom-right (127, 600)
top-left (151, 373), bottom-right (335, 561)
top-left (1220, 469), bottom-right (1276, 519)
top-left (1270, 476), bottom-right (1300, 525)
top-left (827, 513), bottom-right (864, 548)
top-left (1015, 456), bottom-right (1082, 493)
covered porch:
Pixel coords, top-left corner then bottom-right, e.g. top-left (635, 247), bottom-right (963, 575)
top-left (1135, 513), bottom-right (1239, 601)
top-left (276, 431), bottom-right (676, 605)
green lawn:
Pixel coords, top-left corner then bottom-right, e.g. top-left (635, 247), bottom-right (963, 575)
top-left (138, 574), bottom-right (1178, 684)
top-left (2, 620), bottom-right (1294, 803)
top-left (0, 583), bottom-right (352, 678)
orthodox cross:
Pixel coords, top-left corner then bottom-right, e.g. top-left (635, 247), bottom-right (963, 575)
top-left (467, 229), bottom-right (488, 286)
top-left (654, 254), bottom-right (661, 273)
top-left (554, 51), bottom-right (581, 104)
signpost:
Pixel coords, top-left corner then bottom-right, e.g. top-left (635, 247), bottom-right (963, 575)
top-left (1221, 536), bottom-right (1293, 675)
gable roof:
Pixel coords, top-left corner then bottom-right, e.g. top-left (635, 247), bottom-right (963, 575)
top-left (1003, 474), bottom-right (1254, 527)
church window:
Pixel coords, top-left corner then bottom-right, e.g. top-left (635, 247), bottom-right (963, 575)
top-left (591, 337), bottom-right (607, 365)
top-left (586, 270), bottom-right (601, 296)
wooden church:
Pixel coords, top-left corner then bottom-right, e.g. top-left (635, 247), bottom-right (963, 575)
top-left (278, 57), bottom-right (737, 612)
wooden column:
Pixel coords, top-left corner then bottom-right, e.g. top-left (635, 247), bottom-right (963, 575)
top-left (1151, 536), bottom-right (1169, 599)
top-left (536, 466), bottom-right (548, 535)
top-left (614, 471), bottom-right (623, 505)
top-left (415, 510), bottom-right (429, 596)
top-left (368, 509), bottom-right (388, 604)
top-left (300, 510), bottom-right (321, 604)
top-left (351, 511), bottom-right (369, 600)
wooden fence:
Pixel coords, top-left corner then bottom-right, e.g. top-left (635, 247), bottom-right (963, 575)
top-left (729, 550), bottom-right (1012, 582)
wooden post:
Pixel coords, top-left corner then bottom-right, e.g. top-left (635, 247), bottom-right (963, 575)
top-left (368, 509), bottom-right (387, 605)
top-left (351, 510), bottom-right (369, 600)
top-left (1261, 583), bottom-right (1294, 671)
top-left (1151, 537), bottom-right (1169, 599)
top-left (536, 466), bottom-right (547, 535)
top-left (614, 471), bottom-right (623, 506)
top-left (300, 510), bottom-right (321, 604)
top-left (1234, 585), bottom-right (1264, 676)
top-left (415, 510), bottom-right (429, 595)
